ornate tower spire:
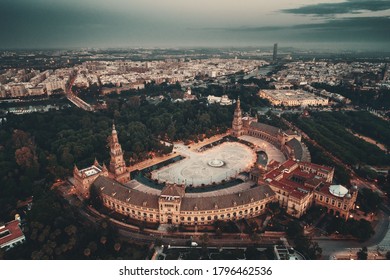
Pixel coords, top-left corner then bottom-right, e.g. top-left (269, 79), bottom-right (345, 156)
top-left (108, 123), bottom-right (129, 182)
top-left (73, 164), bottom-right (79, 175)
top-left (232, 97), bottom-right (243, 137)
top-left (111, 122), bottom-right (118, 143)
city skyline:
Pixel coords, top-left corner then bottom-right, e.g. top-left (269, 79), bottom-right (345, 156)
top-left (1, 0), bottom-right (389, 50)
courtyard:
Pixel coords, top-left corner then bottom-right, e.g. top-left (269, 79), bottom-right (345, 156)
top-left (151, 142), bottom-right (256, 186)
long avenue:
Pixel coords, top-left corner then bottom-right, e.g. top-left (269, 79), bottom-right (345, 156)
top-left (65, 75), bottom-right (94, 111)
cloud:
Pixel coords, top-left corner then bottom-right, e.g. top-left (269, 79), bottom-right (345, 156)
top-left (206, 16), bottom-right (390, 44)
top-left (198, 26), bottom-right (286, 32)
top-left (0, 0), bottom-right (388, 49)
top-left (294, 16), bottom-right (390, 42)
top-left (0, 0), bottom-right (170, 48)
top-left (283, 0), bottom-right (390, 16)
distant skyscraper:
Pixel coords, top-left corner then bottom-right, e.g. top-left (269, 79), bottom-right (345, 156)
top-left (273, 43), bottom-right (278, 62)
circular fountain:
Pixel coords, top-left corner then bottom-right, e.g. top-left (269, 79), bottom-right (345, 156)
top-left (208, 159), bottom-right (225, 168)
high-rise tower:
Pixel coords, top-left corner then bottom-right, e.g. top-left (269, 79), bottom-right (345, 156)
top-left (109, 123), bottom-right (130, 183)
top-left (232, 98), bottom-right (244, 137)
top-left (273, 43), bottom-right (278, 63)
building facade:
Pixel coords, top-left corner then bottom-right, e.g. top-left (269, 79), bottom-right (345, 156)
top-left (73, 160), bottom-right (108, 199)
top-left (259, 89), bottom-right (329, 107)
top-left (108, 124), bottom-right (130, 183)
top-left (72, 121), bottom-right (277, 226)
top-left (231, 98), bottom-right (244, 137)
top-left (263, 159), bottom-right (356, 220)
top-left (232, 99), bottom-right (310, 162)
top-left (72, 124), bottom-right (127, 199)
top-left (72, 101), bottom-right (355, 226)
top-left (96, 177), bottom-right (276, 226)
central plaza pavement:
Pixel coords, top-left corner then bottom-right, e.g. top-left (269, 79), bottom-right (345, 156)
top-left (151, 137), bottom-right (285, 187)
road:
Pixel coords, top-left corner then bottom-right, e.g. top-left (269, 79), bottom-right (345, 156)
top-left (79, 196), bottom-right (390, 259)
top-left (65, 74), bottom-right (95, 111)
top-left (56, 181), bottom-right (390, 259)
top-left (316, 210), bottom-right (390, 259)
top-left (351, 177), bottom-right (384, 196)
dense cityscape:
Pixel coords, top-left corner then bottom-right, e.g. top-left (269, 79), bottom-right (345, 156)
top-left (1, 46), bottom-right (389, 261)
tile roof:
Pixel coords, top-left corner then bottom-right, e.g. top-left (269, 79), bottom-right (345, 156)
top-left (264, 160), bottom-right (334, 201)
top-left (286, 138), bottom-right (303, 160)
top-left (94, 176), bottom-right (275, 212)
top-left (299, 162), bottom-right (333, 173)
top-left (249, 122), bottom-right (280, 137)
top-left (181, 184), bottom-right (275, 211)
top-left (284, 129), bottom-right (298, 136)
top-left (269, 180), bottom-right (310, 200)
top-left (0, 220), bottom-right (24, 247)
top-left (161, 184), bottom-right (185, 197)
top-left (94, 176), bottom-right (159, 209)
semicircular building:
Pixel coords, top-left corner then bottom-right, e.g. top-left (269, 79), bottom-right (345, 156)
top-left (71, 101), bottom-right (357, 226)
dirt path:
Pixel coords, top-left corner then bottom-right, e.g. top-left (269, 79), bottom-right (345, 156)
top-left (346, 129), bottom-right (388, 152)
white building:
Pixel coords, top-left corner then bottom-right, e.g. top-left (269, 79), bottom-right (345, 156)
top-left (259, 89), bottom-right (329, 107)
top-left (8, 83), bottom-right (27, 97)
top-left (207, 95), bottom-right (233, 106)
top-left (43, 78), bottom-right (67, 94)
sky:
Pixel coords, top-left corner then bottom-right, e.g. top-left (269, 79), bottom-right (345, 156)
top-left (1, 0), bottom-right (389, 50)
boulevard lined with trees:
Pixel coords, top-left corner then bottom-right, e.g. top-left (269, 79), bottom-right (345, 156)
top-left (283, 111), bottom-right (390, 167)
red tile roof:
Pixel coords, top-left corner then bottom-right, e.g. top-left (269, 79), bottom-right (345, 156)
top-left (270, 180), bottom-right (309, 200)
top-left (160, 184), bottom-right (185, 197)
top-left (290, 169), bottom-right (314, 179)
top-left (280, 159), bottom-right (298, 170)
top-left (265, 160), bottom-right (333, 201)
top-left (299, 162), bottom-right (333, 173)
top-left (0, 220), bottom-right (24, 247)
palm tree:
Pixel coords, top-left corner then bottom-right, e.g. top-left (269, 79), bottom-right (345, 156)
top-left (84, 248), bottom-right (91, 257)
top-left (100, 236), bottom-right (107, 245)
top-left (114, 242), bottom-right (121, 252)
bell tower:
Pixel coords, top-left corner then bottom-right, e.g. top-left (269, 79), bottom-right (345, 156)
top-left (232, 98), bottom-right (244, 137)
top-left (109, 123), bottom-right (130, 183)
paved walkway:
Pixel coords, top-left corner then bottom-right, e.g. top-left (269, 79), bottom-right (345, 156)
top-left (151, 142), bottom-right (256, 186)
top-left (370, 213), bottom-right (390, 252)
top-left (128, 153), bottom-right (178, 172)
top-left (239, 135), bottom-right (286, 164)
top-left (187, 133), bottom-right (229, 151)
top-left (128, 133), bottom-right (228, 173)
